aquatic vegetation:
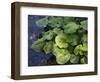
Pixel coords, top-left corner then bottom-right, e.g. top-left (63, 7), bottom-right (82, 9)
top-left (31, 16), bottom-right (88, 65)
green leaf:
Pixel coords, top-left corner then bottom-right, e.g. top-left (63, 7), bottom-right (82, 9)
top-left (80, 57), bottom-right (87, 64)
top-left (63, 22), bottom-right (79, 34)
top-left (63, 17), bottom-right (74, 25)
top-left (52, 28), bottom-right (63, 35)
top-left (74, 44), bottom-right (83, 55)
top-left (80, 20), bottom-right (88, 30)
top-left (52, 44), bottom-right (71, 64)
top-left (53, 44), bottom-right (60, 56)
top-left (74, 43), bottom-right (88, 56)
top-left (70, 54), bottom-right (79, 64)
top-left (42, 30), bottom-right (55, 40)
top-left (56, 53), bottom-right (70, 64)
top-left (80, 43), bottom-right (88, 52)
top-left (31, 38), bottom-right (45, 52)
top-left (81, 34), bottom-right (88, 43)
top-left (36, 16), bottom-right (48, 28)
top-left (43, 41), bottom-right (53, 54)
top-left (55, 33), bottom-right (68, 48)
top-left (65, 34), bottom-right (79, 46)
top-left (48, 16), bottom-right (63, 28)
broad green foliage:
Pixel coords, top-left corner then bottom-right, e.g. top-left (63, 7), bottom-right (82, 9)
top-left (32, 16), bottom-right (88, 64)
top-left (80, 20), bottom-right (88, 30)
top-left (74, 43), bottom-right (88, 56)
top-left (36, 16), bottom-right (48, 28)
top-left (80, 57), bottom-right (87, 64)
top-left (48, 17), bottom-right (63, 28)
top-left (55, 34), bottom-right (68, 48)
top-left (65, 34), bottom-right (79, 46)
top-left (80, 43), bottom-right (88, 52)
top-left (63, 17), bottom-right (74, 24)
top-left (43, 41), bottom-right (53, 54)
top-left (70, 54), bottom-right (79, 64)
top-left (56, 52), bottom-right (70, 64)
top-left (53, 45), bottom-right (70, 64)
top-left (32, 38), bottom-right (45, 52)
top-left (42, 30), bottom-right (55, 40)
top-left (63, 22), bottom-right (79, 34)
top-left (81, 34), bottom-right (88, 43)
top-left (52, 28), bottom-right (63, 35)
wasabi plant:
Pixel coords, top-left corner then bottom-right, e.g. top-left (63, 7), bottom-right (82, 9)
top-left (31, 16), bottom-right (88, 65)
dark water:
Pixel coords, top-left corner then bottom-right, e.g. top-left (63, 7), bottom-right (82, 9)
top-left (28, 15), bottom-right (54, 66)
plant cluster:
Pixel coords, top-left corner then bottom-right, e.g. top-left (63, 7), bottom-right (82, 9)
top-left (31, 16), bottom-right (88, 64)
